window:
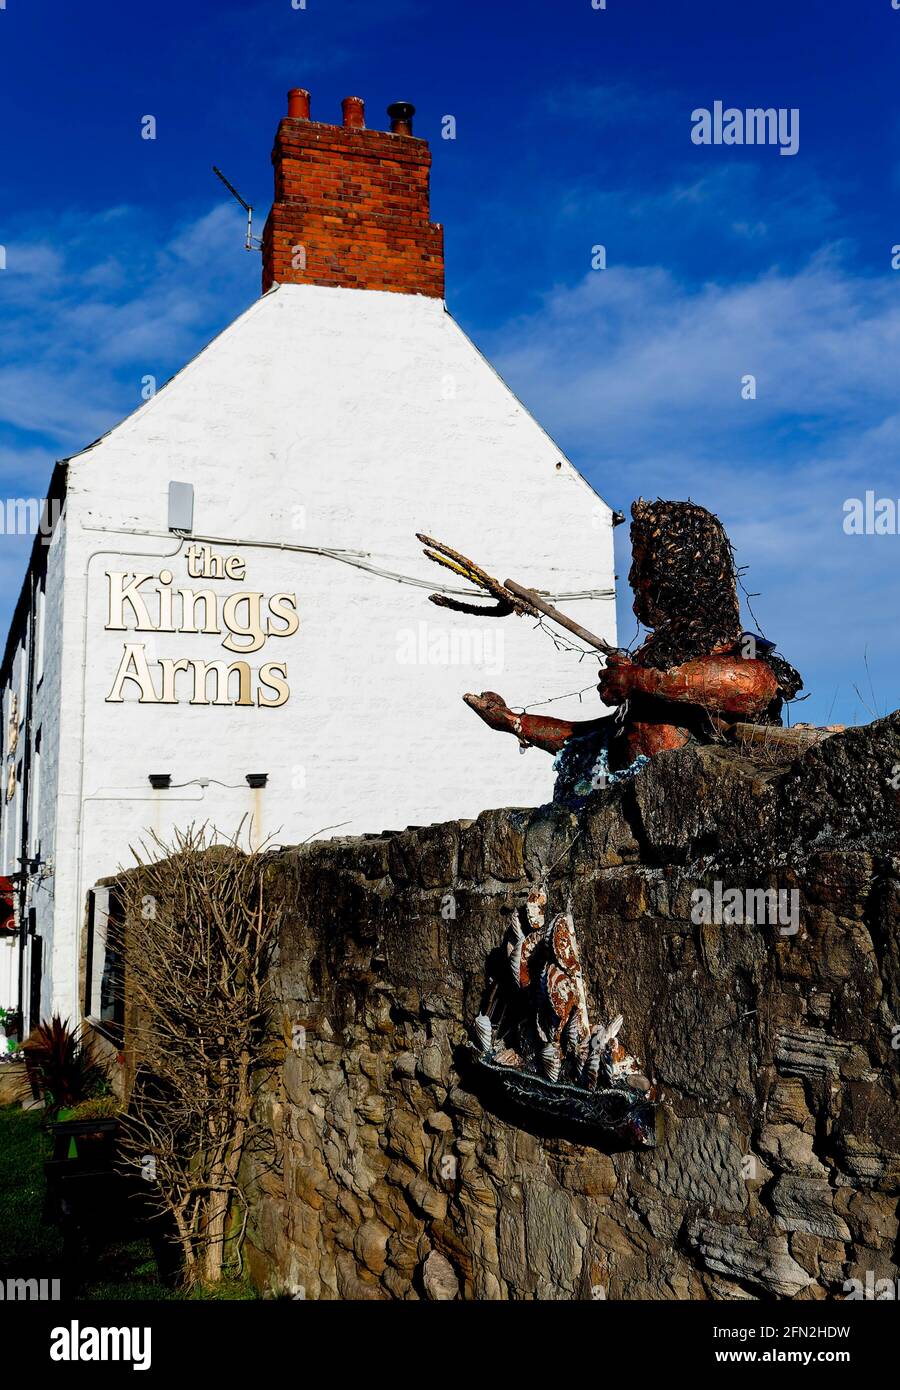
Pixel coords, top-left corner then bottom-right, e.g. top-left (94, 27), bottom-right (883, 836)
top-left (29, 729), bottom-right (41, 857)
top-left (28, 934), bottom-right (42, 1032)
top-left (1, 689), bottom-right (8, 873)
top-left (35, 584), bottom-right (45, 684)
top-left (18, 637), bottom-right (27, 714)
top-left (84, 887), bottom-right (125, 1044)
top-left (13, 761), bottom-right (22, 856)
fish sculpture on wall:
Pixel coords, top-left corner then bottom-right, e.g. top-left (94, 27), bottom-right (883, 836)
top-left (468, 893), bottom-right (660, 1147)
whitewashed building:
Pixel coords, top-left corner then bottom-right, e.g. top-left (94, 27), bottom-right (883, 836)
top-left (0, 89), bottom-right (616, 1037)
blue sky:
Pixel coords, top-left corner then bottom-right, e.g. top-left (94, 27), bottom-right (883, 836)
top-left (1, 0), bottom-right (899, 725)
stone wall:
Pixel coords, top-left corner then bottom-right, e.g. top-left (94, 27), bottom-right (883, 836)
top-left (243, 716), bottom-right (900, 1300)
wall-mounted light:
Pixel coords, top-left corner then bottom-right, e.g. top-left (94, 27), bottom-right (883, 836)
top-left (246, 774), bottom-right (268, 789)
top-left (148, 774), bottom-right (172, 789)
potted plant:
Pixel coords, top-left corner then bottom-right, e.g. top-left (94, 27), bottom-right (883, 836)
top-left (20, 1015), bottom-right (112, 1120)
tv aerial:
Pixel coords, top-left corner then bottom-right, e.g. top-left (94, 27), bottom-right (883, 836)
top-left (212, 166), bottom-right (261, 252)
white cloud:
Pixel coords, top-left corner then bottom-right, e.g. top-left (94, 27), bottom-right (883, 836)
top-left (493, 250), bottom-right (900, 449)
top-left (0, 202), bottom-right (259, 459)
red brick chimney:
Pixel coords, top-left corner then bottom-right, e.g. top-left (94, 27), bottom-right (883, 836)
top-left (262, 90), bottom-right (444, 297)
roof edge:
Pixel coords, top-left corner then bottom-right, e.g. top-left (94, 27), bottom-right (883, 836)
top-left (440, 306), bottom-right (613, 516)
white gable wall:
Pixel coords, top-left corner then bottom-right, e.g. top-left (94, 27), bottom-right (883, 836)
top-left (40, 282), bottom-right (616, 1021)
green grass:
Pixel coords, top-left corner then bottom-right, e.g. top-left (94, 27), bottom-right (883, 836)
top-left (0, 1105), bottom-right (60, 1269)
top-left (0, 1106), bottom-right (257, 1300)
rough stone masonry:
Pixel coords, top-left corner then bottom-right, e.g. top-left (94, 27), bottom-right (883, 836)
top-left (243, 714), bottom-right (900, 1299)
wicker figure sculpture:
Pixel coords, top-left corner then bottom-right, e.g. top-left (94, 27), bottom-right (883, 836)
top-left (420, 499), bottom-right (804, 806)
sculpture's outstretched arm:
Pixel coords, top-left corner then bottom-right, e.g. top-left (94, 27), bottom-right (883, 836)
top-left (599, 653), bottom-right (778, 720)
top-left (464, 691), bottom-right (602, 755)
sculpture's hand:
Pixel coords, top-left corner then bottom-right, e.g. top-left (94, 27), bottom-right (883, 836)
top-left (597, 654), bottom-right (640, 706)
top-left (463, 691), bottom-right (518, 733)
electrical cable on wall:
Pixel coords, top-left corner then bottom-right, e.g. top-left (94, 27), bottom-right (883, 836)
top-left (81, 524), bottom-right (614, 603)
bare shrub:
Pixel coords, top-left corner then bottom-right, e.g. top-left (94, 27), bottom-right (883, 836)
top-left (115, 824), bottom-right (280, 1286)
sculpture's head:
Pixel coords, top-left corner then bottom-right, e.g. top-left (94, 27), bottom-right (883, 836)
top-left (628, 498), bottom-right (742, 667)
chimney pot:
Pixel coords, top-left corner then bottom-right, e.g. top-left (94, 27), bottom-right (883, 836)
top-left (387, 101), bottom-right (416, 136)
top-left (341, 95), bottom-right (365, 129)
top-left (287, 88), bottom-right (311, 120)
top-left (386, 100), bottom-right (417, 135)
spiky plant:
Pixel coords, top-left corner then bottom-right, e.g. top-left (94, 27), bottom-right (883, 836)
top-left (20, 1015), bottom-right (110, 1116)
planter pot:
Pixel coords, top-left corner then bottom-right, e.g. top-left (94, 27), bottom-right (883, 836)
top-left (49, 1116), bottom-right (119, 1163)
